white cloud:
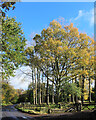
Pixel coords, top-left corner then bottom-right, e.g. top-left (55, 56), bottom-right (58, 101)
top-left (74, 8), bottom-right (94, 27)
top-left (25, 32), bottom-right (39, 48)
top-left (26, 40), bottom-right (33, 48)
top-left (88, 9), bottom-right (94, 26)
top-left (10, 66), bottom-right (32, 90)
top-left (94, 7), bottom-right (96, 24)
top-left (74, 10), bottom-right (83, 20)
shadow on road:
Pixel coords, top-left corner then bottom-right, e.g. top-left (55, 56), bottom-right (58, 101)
top-left (34, 110), bottom-right (96, 120)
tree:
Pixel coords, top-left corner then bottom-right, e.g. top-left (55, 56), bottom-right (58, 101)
top-left (24, 46), bottom-right (38, 104)
top-left (52, 77), bottom-right (55, 104)
top-left (33, 20), bottom-right (94, 104)
top-left (38, 69), bottom-right (41, 104)
top-left (2, 81), bottom-right (19, 104)
top-left (74, 33), bottom-right (94, 104)
top-left (1, 2), bottom-right (16, 17)
top-left (94, 55), bottom-right (96, 104)
top-left (1, 16), bottom-right (26, 80)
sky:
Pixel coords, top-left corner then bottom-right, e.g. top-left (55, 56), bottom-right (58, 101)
top-left (6, 2), bottom-right (94, 90)
top-left (22, 0), bottom-right (95, 2)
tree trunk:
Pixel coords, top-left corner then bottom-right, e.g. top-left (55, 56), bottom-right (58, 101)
top-left (52, 78), bottom-right (55, 104)
top-left (32, 67), bottom-right (35, 105)
top-left (71, 79), bottom-right (75, 103)
top-left (35, 68), bottom-right (37, 105)
top-left (46, 74), bottom-right (49, 105)
top-left (72, 95), bottom-right (75, 103)
top-left (38, 70), bottom-right (41, 104)
top-left (41, 72), bottom-right (44, 103)
top-left (89, 77), bottom-right (91, 103)
top-left (55, 57), bottom-right (60, 104)
top-left (75, 76), bottom-right (78, 103)
top-left (95, 73), bottom-right (96, 104)
top-left (81, 75), bottom-right (85, 105)
top-left (56, 81), bottom-right (59, 104)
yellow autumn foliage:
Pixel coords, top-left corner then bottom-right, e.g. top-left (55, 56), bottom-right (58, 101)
top-left (33, 20), bottom-right (95, 102)
top-left (57, 46), bottom-right (63, 52)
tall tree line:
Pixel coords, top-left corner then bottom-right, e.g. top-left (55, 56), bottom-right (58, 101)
top-left (24, 20), bottom-right (95, 105)
top-left (1, 1), bottom-right (95, 104)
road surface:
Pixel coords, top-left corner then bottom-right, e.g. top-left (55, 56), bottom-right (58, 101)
top-left (1, 105), bottom-right (35, 120)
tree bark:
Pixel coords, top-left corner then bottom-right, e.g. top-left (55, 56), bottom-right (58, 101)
top-left (32, 67), bottom-right (35, 105)
top-left (95, 73), bottom-right (96, 104)
top-left (72, 95), bottom-right (75, 103)
top-left (81, 75), bottom-right (85, 105)
top-left (38, 70), bottom-right (41, 104)
top-left (75, 76), bottom-right (78, 103)
top-left (46, 74), bottom-right (49, 105)
top-left (89, 77), bottom-right (91, 103)
top-left (35, 68), bottom-right (37, 105)
top-left (56, 80), bottom-right (59, 104)
top-left (71, 79), bottom-right (75, 103)
top-left (41, 72), bottom-right (44, 103)
top-left (52, 78), bottom-right (55, 104)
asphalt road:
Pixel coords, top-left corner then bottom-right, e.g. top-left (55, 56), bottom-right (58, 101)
top-left (1, 105), bottom-right (35, 120)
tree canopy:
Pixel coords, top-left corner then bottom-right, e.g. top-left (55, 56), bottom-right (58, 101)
top-left (1, 16), bottom-right (26, 80)
top-left (1, 2), bottom-right (16, 17)
top-left (31, 20), bottom-right (94, 104)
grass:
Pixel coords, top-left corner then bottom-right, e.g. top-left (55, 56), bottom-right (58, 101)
top-left (15, 102), bottom-right (74, 115)
top-left (16, 102), bottom-right (96, 115)
top-left (15, 105), bottom-right (48, 115)
top-left (2, 102), bottom-right (13, 106)
top-left (82, 105), bottom-right (95, 111)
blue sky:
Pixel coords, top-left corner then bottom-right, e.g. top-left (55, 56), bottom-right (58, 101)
top-left (8, 2), bottom-right (94, 42)
top-left (22, 0), bottom-right (95, 2)
top-left (7, 2), bottom-right (94, 89)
